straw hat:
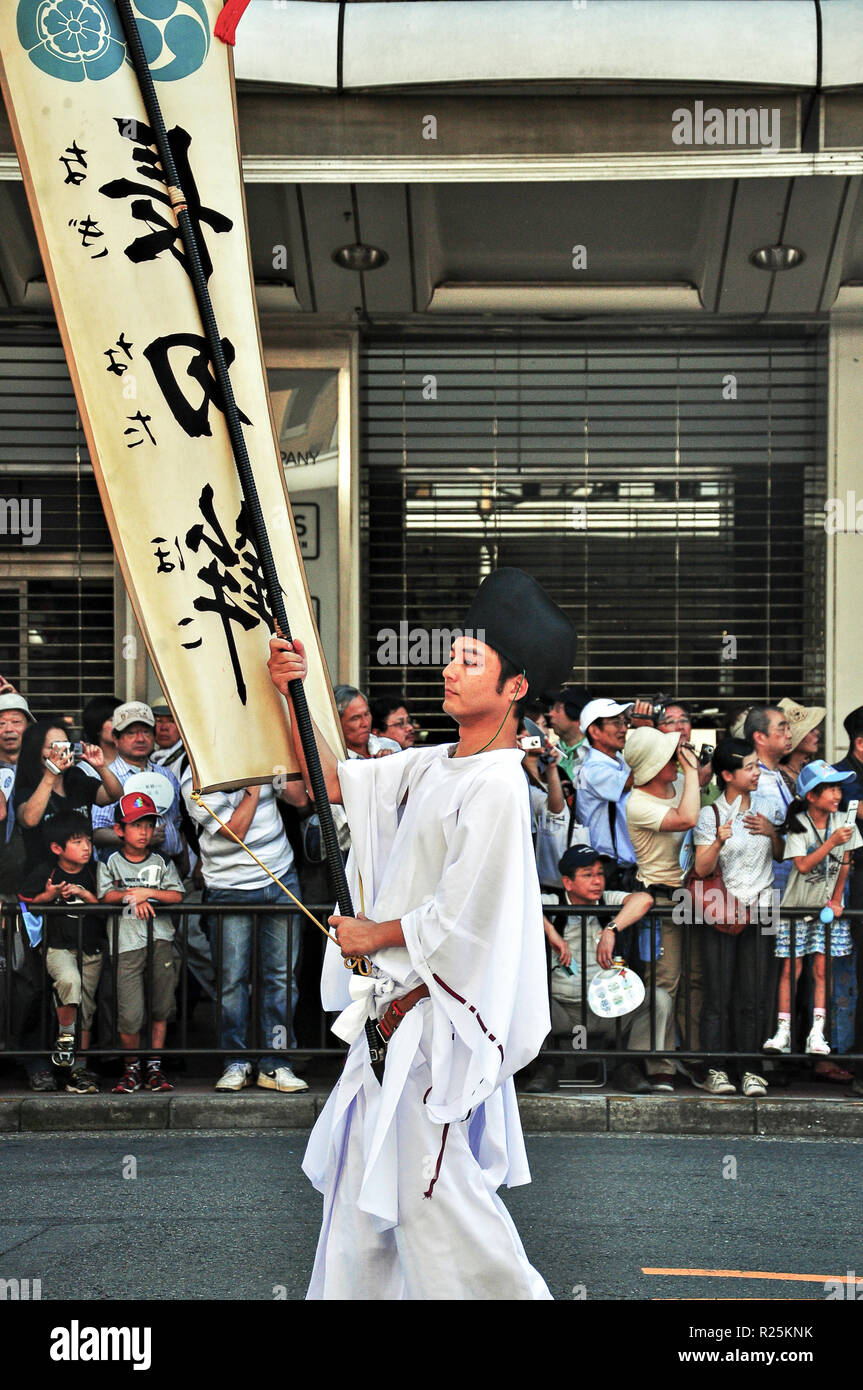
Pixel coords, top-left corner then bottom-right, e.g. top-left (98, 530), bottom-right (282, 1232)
top-left (778, 698), bottom-right (826, 752)
top-left (624, 726), bottom-right (682, 786)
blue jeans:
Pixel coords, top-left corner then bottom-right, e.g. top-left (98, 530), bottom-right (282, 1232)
top-left (207, 872), bottom-right (301, 1070)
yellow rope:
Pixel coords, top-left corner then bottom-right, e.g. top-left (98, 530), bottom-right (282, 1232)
top-left (189, 789), bottom-right (371, 973)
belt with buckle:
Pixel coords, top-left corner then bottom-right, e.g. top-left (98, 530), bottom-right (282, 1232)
top-left (376, 983), bottom-right (430, 1045)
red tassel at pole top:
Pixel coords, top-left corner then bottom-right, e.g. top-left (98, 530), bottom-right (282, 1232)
top-left (215, 0), bottom-right (252, 46)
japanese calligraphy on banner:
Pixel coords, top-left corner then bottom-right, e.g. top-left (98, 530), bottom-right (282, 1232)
top-left (0, 0), bottom-right (343, 792)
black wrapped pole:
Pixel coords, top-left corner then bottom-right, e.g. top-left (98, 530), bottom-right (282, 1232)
top-left (115, 2), bottom-right (384, 1073)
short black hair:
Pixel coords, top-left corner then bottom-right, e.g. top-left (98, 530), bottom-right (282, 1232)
top-left (45, 810), bottom-right (92, 856)
top-left (369, 693), bottom-right (409, 731)
top-left (81, 695), bottom-right (121, 745)
top-left (713, 736), bottom-right (756, 788)
top-left (495, 652), bottom-right (528, 720)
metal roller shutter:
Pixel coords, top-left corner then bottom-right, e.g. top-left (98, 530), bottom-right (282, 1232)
top-left (0, 341), bottom-right (115, 720)
top-left (360, 336), bottom-right (827, 740)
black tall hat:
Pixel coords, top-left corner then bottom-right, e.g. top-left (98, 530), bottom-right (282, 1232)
top-left (462, 568), bottom-right (578, 697)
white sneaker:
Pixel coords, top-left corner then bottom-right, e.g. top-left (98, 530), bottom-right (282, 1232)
top-left (257, 1065), bottom-right (309, 1093)
top-left (805, 1020), bottom-right (831, 1056)
top-left (215, 1062), bottom-right (253, 1091)
top-left (701, 1068), bottom-right (736, 1095)
top-left (742, 1072), bottom-right (768, 1097)
top-left (763, 1019), bottom-right (791, 1054)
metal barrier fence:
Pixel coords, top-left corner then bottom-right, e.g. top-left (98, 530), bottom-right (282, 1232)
top-left (539, 901), bottom-right (863, 1066)
top-left (0, 902), bottom-right (340, 1063)
top-left (1, 900), bottom-right (860, 1070)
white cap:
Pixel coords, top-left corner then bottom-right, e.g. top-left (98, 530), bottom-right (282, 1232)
top-left (579, 698), bottom-right (633, 731)
top-left (113, 701), bottom-right (155, 734)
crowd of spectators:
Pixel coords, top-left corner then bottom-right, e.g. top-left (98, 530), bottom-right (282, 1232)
top-left (0, 672), bottom-right (860, 1102)
top-left (524, 689), bottom-right (863, 1098)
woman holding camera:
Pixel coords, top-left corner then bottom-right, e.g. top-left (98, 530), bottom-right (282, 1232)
top-left (15, 719), bottom-right (123, 872)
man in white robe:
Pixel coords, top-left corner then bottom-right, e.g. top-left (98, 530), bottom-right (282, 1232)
top-left (267, 568), bottom-right (578, 1300)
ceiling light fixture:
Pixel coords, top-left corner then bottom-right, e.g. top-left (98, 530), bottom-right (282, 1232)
top-left (749, 244), bottom-right (805, 272)
top-left (331, 243), bottom-right (388, 272)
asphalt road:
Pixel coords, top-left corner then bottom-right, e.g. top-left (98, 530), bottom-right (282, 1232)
top-left (0, 1130), bottom-right (859, 1302)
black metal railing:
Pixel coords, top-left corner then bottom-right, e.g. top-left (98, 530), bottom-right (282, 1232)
top-left (539, 901), bottom-right (862, 1065)
top-left (1, 900), bottom-right (859, 1072)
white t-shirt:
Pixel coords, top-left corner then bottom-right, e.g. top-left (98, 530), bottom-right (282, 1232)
top-left (626, 776), bottom-right (687, 887)
top-left (182, 776), bottom-right (294, 890)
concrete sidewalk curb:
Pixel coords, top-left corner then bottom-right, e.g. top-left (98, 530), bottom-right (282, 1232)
top-left (518, 1093), bottom-right (863, 1137)
top-left (1, 1090), bottom-right (862, 1136)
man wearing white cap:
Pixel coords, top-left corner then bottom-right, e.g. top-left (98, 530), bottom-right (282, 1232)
top-left (575, 698), bottom-right (639, 888)
top-left (0, 692), bottom-right (34, 803)
top-left (90, 703), bottom-right (184, 867)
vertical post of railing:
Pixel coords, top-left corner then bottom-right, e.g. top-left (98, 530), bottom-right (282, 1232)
top-left (215, 908), bottom-right (224, 1067)
top-left (648, 911), bottom-right (657, 1053)
top-left (146, 913), bottom-right (154, 1063)
top-left (180, 906), bottom-right (189, 1053)
top-left (111, 913), bottom-right (119, 1055)
top-left (2, 904), bottom-right (9, 1053)
top-left (825, 917), bottom-right (833, 1050)
top-left (789, 913), bottom-right (796, 1057)
top-left (250, 903), bottom-right (259, 1060)
top-left (39, 905), bottom-right (49, 1056)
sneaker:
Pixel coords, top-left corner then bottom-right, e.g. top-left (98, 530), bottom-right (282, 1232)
top-left (763, 1019), bottom-right (791, 1054)
top-left (257, 1065), bottom-right (309, 1093)
top-left (112, 1064), bottom-right (142, 1094)
top-left (805, 1019), bottom-right (831, 1056)
top-left (742, 1071), bottom-right (768, 1097)
top-left (649, 1073), bottom-right (675, 1093)
top-left (694, 1068), bottom-right (736, 1095)
top-left (144, 1061), bottom-right (174, 1093)
top-left (66, 1068), bottom-right (99, 1094)
top-left (215, 1062), bottom-right (253, 1092)
top-left (27, 1068), bottom-right (58, 1092)
top-left (51, 1032), bottom-right (76, 1068)
top-left (676, 1060), bottom-right (709, 1087)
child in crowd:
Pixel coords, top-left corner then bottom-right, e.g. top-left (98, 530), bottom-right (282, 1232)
top-left (20, 811), bottom-right (104, 1094)
top-left (693, 737), bottom-right (782, 1097)
top-left (764, 761), bottom-right (860, 1062)
top-left (97, 792), bottom-right (184, 1094)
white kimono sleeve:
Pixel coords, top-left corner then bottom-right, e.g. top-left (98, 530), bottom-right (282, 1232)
top-left (399, 768), bottom-right (550, 1123)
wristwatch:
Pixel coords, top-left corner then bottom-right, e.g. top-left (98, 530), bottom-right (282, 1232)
top-left (602, 920), bottom-right (619, 934)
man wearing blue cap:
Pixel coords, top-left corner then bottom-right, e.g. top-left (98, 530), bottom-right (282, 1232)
top-left (268, 568), bottom-right (577, 1300)
top-left (530, 845), bottom-right (665, 1095)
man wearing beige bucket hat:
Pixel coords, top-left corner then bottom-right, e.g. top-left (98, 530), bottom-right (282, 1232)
top-left (777, 698), bottom-right (825, 796)
top-left (625, 726), bottom-right (702, 1091)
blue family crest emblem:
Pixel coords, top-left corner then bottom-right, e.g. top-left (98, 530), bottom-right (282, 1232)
top-left (17, 0), bottom-right (210, 83)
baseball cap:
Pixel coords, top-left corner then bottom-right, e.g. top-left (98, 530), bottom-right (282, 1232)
top-left (559, 844), bottom-right (604, 877)
top-left (115, 791), bottom-right (159, 824)
top-left (113, 701), bottom-right (155, 733)
top-left (579, 698), bottom-right (633, 731)
top-left (150, 696), bottom-right (173, 718)
top-left (796, 760), bottom-right (854, 798)
top-left (0, 693), bottom-right (35, 722)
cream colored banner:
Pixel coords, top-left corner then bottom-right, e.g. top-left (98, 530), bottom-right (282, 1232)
top-left (0, 0), bottom-right (343, 791)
